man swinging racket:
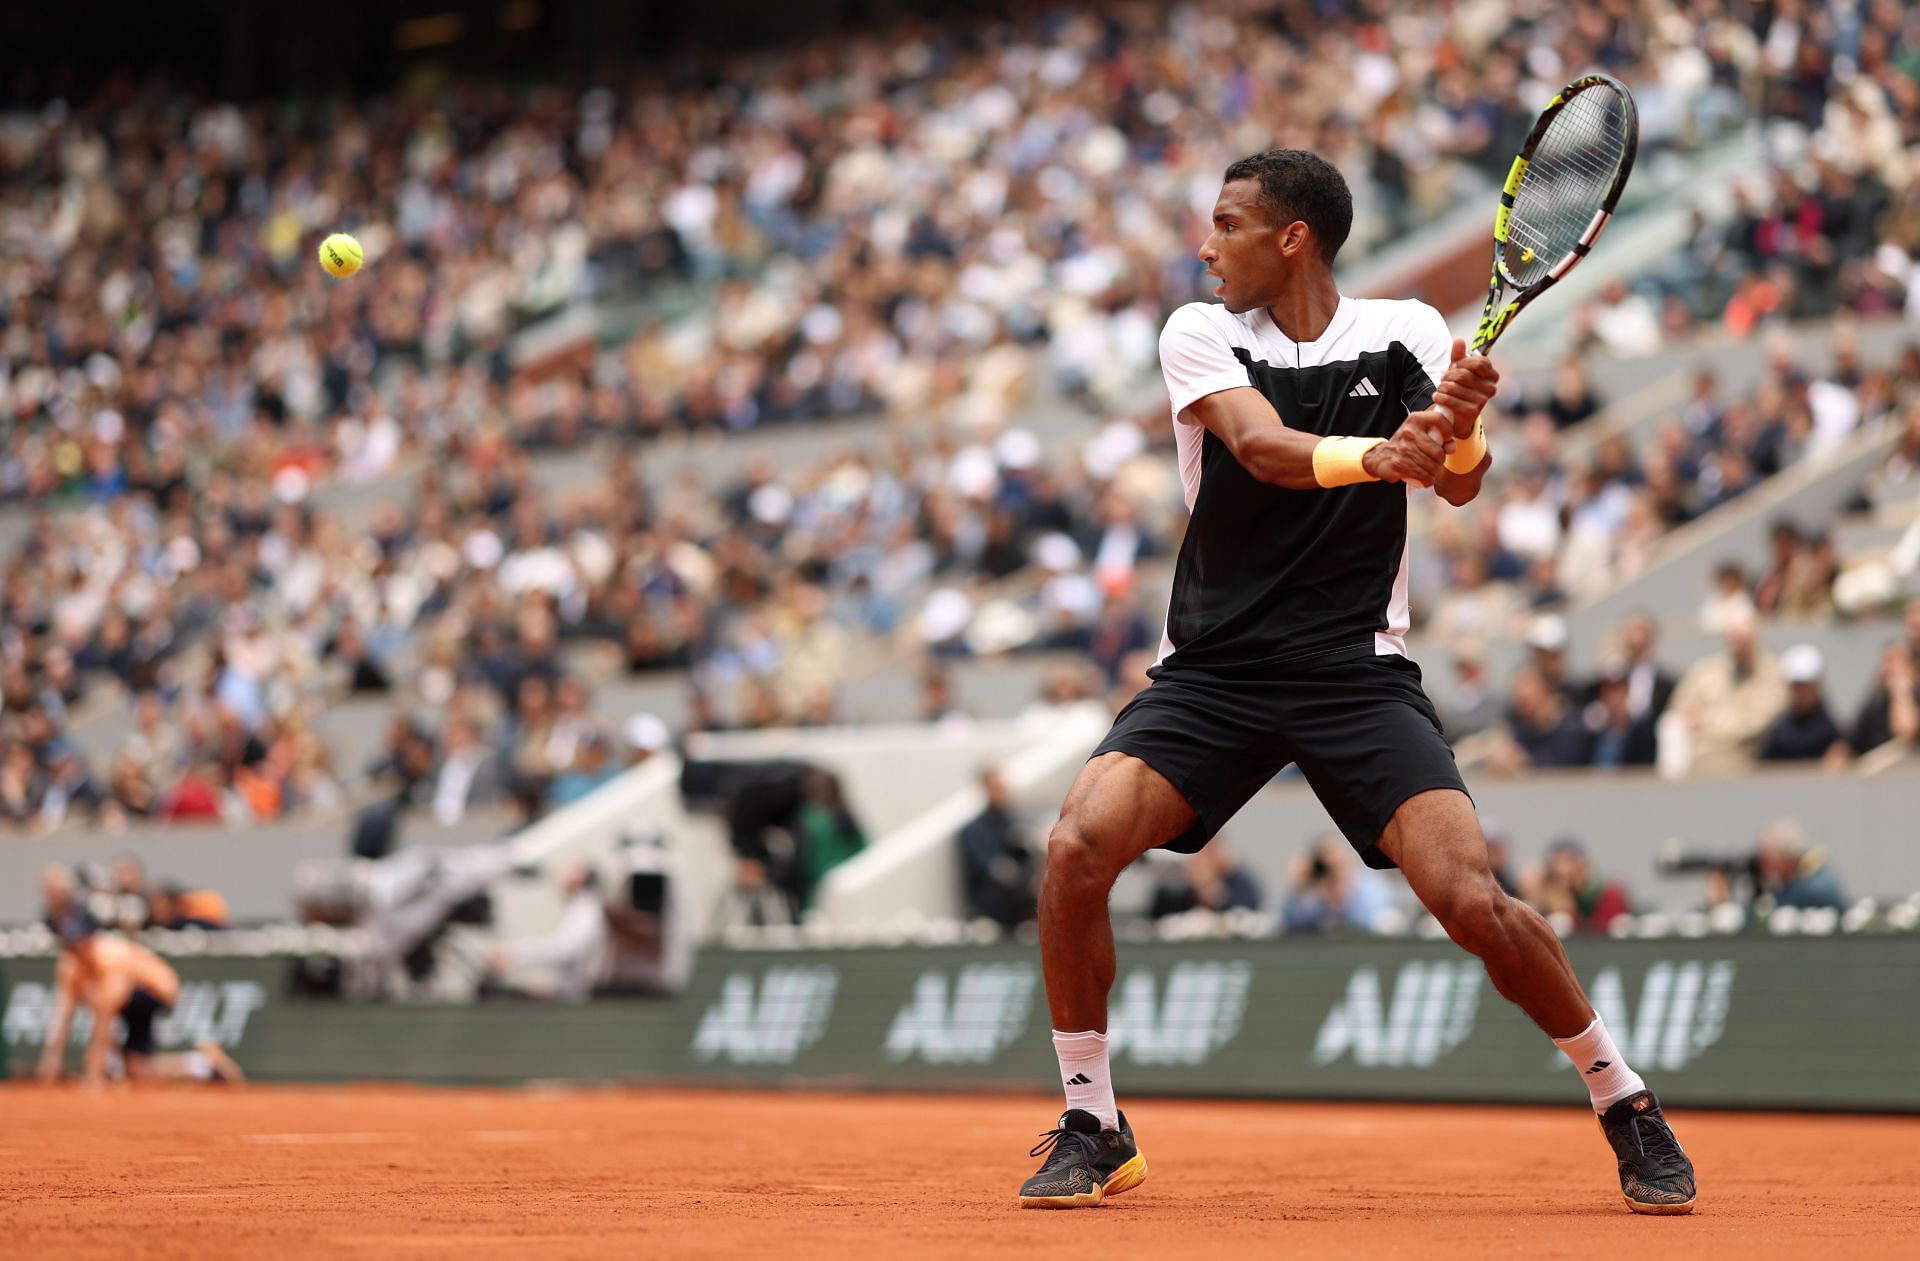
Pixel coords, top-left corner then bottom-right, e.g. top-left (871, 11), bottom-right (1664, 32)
top-left (1017, 149), bottom-right (1694, 1216)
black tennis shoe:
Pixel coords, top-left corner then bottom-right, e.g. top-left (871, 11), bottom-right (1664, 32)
top-left (1017, 1109), bottom-right (1148, 1208)
top-left (1599, 1090), bottom-right (1696, 1214)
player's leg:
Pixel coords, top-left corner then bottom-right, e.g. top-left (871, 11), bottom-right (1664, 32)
top-left (1376, 791), bottom-right (1696, 1214)
top-left (1375, 790), bottom-right (1591, 1035)
top-left (1040, 751), bottom-right (1196, 1035)
top-left (132, 1044), bottom-right (246, 1084)
top-left (1021, 750), bottom-right (1194, 1209)
top-left (1284, 654), bottom-right (1694, 1214)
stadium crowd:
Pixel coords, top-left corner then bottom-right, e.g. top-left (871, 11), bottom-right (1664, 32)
top-left (1571, 0), bottom-right (1920, 350)
top-left (953, 771), bottom-right (1851, 939)
top-left (2, 0), bottom-right (1918, 840)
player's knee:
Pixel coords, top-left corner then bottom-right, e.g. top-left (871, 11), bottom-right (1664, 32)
top-left (1043, 822), bottom-right (1117, 902)
top-left (1435, 881), bottom-right (1516, 960)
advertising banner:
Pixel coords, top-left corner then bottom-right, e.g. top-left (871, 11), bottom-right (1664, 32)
top-left (4, 937), bottom-right (1915, 1110)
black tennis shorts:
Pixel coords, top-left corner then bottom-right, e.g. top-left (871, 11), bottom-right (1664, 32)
top-left (1090, 652), bottom-right (1469, 869)
top-left (120, 987), bottom-right (169, 1057)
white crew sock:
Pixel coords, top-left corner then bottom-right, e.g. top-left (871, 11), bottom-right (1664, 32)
top-left (1051, 1029), bottom-right (1118, 1129)
top-left (1553, 1015), bottom-right (1647, 1113)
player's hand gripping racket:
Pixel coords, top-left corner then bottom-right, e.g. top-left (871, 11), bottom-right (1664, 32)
top-left (1470, 74), bottom-right (1639, 354)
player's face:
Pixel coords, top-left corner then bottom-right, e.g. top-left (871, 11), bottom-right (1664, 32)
top-left (1198, 181), bottom-right (1289, 313)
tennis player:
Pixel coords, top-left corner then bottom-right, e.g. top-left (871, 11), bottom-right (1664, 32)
top-left (1018, 150), bottom-right (1694, 1215)
top-left (36, 864), bottom-right (244, 1087)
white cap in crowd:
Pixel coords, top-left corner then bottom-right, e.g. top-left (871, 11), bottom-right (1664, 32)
top-left (1780, 644), bottom-right (1824, 684)
top-left (625, 713), bottom-right (672, 754)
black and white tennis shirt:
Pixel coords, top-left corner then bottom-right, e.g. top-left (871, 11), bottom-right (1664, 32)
top-left (1155, 295), bottom-right (1452, 674)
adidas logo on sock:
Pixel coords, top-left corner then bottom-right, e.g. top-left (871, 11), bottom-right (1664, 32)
top-left (1065, 1073), bottom-right (1093, 1086)
top-left (1348, 378), bottom-right (1379, 398)
top-left (1586, 1060), bottom-right (1612, 1074)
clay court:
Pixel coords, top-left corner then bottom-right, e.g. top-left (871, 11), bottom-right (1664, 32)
top-left (4, 1086), bottom-right (1916, 1259)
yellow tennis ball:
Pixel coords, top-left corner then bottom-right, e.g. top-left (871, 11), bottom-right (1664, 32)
top-left (318, 232), bottom-right (363, 278)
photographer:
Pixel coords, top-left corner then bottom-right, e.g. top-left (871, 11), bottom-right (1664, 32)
top-left (1151, 840), bottom-right (1265, 921)
top-left (1746, 819), bottom-right (1847, 912)
top-left (1279, 838), bottom-right (1387, 935)
top-left (1666, 817), bottom-right (1847, 914)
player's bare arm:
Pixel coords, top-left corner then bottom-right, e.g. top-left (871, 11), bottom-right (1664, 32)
top-left (36, 951), bottom-right (81, 1082)
top-left (1185, 387), bottom-right (1453, 489)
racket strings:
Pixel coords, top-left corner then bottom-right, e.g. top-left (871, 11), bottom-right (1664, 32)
top-left (1504, 87), bottom-right (1632, 288)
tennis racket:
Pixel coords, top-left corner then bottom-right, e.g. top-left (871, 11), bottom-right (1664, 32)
top-left (1470, 74), bottom-right (1639, 354)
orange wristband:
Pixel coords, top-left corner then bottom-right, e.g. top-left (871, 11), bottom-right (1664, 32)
top-left (1312, 436), bottom-right (1386, 488)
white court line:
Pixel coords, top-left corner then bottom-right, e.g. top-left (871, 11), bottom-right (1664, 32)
top-left (241, 1129), bottom-right (594, 1146)
top-left (243, 1132), bottom-right (415, 1145)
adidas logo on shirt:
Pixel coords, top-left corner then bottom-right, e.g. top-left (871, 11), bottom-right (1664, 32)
top-left (1348, 378), bottom-right (1379, 398)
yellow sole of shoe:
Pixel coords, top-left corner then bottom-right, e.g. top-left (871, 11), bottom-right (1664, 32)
top-left (1104, 1152), bottom-right (1149, 1198)
top-left (1018, 1152), bottom-right (1149, 1209)
top-left (1624, 1195), bottom-right (1696, 1216)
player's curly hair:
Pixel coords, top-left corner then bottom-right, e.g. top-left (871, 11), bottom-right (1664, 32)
top-left (1222, 149), bottom-right (1353, 264)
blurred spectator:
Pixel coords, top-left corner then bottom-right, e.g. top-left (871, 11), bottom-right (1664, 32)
top-left (1699, 562), bottom-right (1758, 634)
top-left (1849, 625), bottom-right (1920, 755)
top-left (369, 716), bottom-right (439, 807)
top-left (106, 856), bottom-right (151, 933)
top-left (326, 618), bottom-right (392, 694)
top-left (795, 770), bottom-right (865, 911)
top-left (429, 716), bottom-right (508, 825)
top-left (1524, 615), bottom-right (1576, 702)
top-left (958, 766), bottom-right (1036, 930)
top-left (1543, 358), bottom-right (1603, 430)
top-left (1279, 839), bottom-right (1386, 935)
top-left (39, 745), bottom-right (119, 830)
top-left (1757, 521), bottom-right (1840, 617)
top-left (549, 733), bottom-right (622, 807)
top-left (1660, 611), bottom-right (1786, 776)
top-left (148, 884), bottom-right (231, 931)
top-left (1437, 644), bottom-right (1500, 741)
top-left (920, 671), bottom-right (969, 728)
top-left (1492, 666), bottom-right (1591, 773)
top-left (1429, 554), bottom-right (1525, 645)
top-left (1586, 612), bottom-right (1676, 724)
top-left (1481, 823), bottom-right (1520, 898)
top-left (1528, 838), bottom-right (1632, 935)
top-left (1585, 279), bottom-right (1662, 357)
top-left (1584, 665), bottom-right (1659, 769)
top-left (1087, 591), bottom-right (1153, 689)
top-left (0, 741), bottom-right (47, 824)
top-left (486, 859), bottom-right (610, 1002)
top-left (1154, 842), bottom-right (1265, 922)
top-left (1760, 645), bottom-right (1849, 764)
top-left (506, 676), bottom-right (561, 818)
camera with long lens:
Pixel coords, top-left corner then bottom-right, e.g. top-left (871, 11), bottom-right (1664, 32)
top-left (1656, 838), bottom-right (1761, 887)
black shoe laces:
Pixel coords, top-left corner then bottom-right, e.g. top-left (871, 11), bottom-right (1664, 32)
top-left (1632, 1114), bottom-right (1686, 1167)
top-left (1029, 1125), bottom-right (1100, 1170)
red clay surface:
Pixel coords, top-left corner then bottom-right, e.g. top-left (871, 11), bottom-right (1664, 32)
top-left (3, 1086), bottom-right (1917, 1259)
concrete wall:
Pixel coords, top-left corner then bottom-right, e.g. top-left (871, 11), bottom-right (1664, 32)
top-left (1213, 765), bottom-right (1920, 917)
